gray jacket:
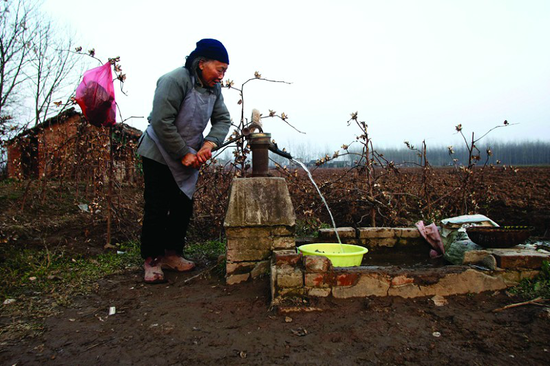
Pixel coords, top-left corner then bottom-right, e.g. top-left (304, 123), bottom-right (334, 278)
top-left (137, 67), bottom-right (231, 164)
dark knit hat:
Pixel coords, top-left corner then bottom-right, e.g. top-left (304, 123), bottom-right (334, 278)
top-left (184, 39), bottom-right (229, 69)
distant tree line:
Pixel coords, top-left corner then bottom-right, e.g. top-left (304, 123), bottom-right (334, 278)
top-left (374, 140), bottom-right (550, 167)
top-left (257, 140), bottom-right (550, 167)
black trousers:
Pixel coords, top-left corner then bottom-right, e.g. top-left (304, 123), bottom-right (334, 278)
top-left (140, 157), bottom-right (193, 259)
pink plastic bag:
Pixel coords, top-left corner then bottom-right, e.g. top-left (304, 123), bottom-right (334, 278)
top-left (75, 63), bottom-right (116, 127)
top-left (415, 221), bottom-right (445, 258)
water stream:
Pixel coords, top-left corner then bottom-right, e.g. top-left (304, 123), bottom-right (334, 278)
top-left (291, 159), bottom-right (343, 251)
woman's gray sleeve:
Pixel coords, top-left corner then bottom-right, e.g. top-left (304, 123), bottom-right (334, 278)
top-left (148, 74), bottom-right (190, 159)
top-left (205, 90), bottom-right (231, 147)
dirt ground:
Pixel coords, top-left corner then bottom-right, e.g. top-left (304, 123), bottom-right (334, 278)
top-left (1, 267), bottom-right (549, 365)
top-left (1, 167), bottom-right (550, 365)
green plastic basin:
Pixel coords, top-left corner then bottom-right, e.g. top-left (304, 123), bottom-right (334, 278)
top-left (297, 243), bottom-right (368, 267)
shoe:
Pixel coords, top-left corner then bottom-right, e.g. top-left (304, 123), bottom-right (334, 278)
top-left (143, 257), bottom-right (166, 283)
top-left (160, 252), bottom-right (195, 272)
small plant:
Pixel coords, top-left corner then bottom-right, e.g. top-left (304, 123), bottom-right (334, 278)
top-left (184, 240), bottom-right (226, 264)
top-left (510, 260), bottom-right (550, 300)
top-left (295, 217), bottom-right (330, 238)
top-left (0, 241), bottom-right (142, 302)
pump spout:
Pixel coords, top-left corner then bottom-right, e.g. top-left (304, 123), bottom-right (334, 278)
top-left (269, 142), bottom-right (293, 160)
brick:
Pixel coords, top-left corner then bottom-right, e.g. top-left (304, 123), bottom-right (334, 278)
top-left (226, 247), bottom-right (271, 262)
top-left (336, 273), bottom-right (360, 287)
top-left (305, 273), bottom-right (334, 288)
top-left (274, 252), bottom-right (302, 266)
top-left (226, 237), bottom-right (271, 251)
top-left (391, 275), bottom-right (415, 288)
top-left (277, 267), bottom-right (304, 288)
top-left (303, 255), bottom-right (332, 273)
top-left (272, 236), bottom-right (296, 250)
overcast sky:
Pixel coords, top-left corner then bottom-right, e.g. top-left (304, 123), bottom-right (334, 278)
top-left (42, 0), bottom-right (550, 152)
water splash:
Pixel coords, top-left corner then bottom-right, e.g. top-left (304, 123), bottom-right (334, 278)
top-left (291, 159), bottom-right (343, 251)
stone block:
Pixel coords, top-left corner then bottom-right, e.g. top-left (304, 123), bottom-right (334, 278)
top-left (303, 255), bottom-right (332, 273)
top-left (225, 226), bottom-right (271, 239)
top-left (277, 267), bottom-right (304, 288)
top-left (390, 269), bottom-right (509, 298)
top-left (251, 260), bottom-right (270, 279)
top-left (271, 226), bottom-right (295, 237)
top-left (277, 287), bottom-right (306, 298)
top-left (332, 273), bottom-right (391, 298)
top-left (494, 269), bottom-right (539, 285)
top-left (462, 250), bottom-right (497, 269)
top-left (336, 227), bottom-right (357, 238)
top-left (226, 247), bottom-right (271, 262)
top-left (226, 273), bottom-right (250, 285)
top-left (490, 249), bottom-right (550, 269)
top-left (226, 261), bottom-right (256, 275)
top-left (226, 236), bottom-right (272, 251)
top-left (270, 263), bottom-right (277, 302)
top-left (272, 236), bottom-right (296, 250)
top-left (463, 250), bottom-right (491, 264)
top-left (387, 283), bottom-right (424, 298)
top-left (319, 227), bottom-right (356, 241)
top-left (358, 227), bottom-right (396, 239)
top-left (224, 177), bottom-right (296, 227)
top-left (394, 228), bottom-right (421, 239)
top-left (358, 238), bottom-right (397, 247)
top-left (307, 287), bottom-right (332, 297)
top-left (273, 249), bottom-right (299, 257)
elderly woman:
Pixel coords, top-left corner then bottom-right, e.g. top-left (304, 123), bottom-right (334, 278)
top-left (137, 39), bottom-right (231, 283)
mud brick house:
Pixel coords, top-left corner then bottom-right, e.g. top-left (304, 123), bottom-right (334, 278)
top-left (6, 108), bottom-right (142, 181)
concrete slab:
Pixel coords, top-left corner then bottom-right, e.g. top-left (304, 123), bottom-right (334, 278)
top-left (224, 177), bottom-right (296, 227)
top-left (490, 248), bottom-right (550, 269)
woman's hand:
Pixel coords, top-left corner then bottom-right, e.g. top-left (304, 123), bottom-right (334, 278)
top-left (196, 141), bottom-right (216, 164)
top-left (181, 153), bottom-right (200, 169)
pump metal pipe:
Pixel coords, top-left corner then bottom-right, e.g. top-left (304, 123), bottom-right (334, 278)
top-left (249, 132), bottom-right (271, 177)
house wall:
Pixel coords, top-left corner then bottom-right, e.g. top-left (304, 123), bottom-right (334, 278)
top-left (6, 112), bottom-right (141, 181)
top-left (6, 144), bottom-right (22, 178)
top-left (37, 115), bottom-right (80, 178)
